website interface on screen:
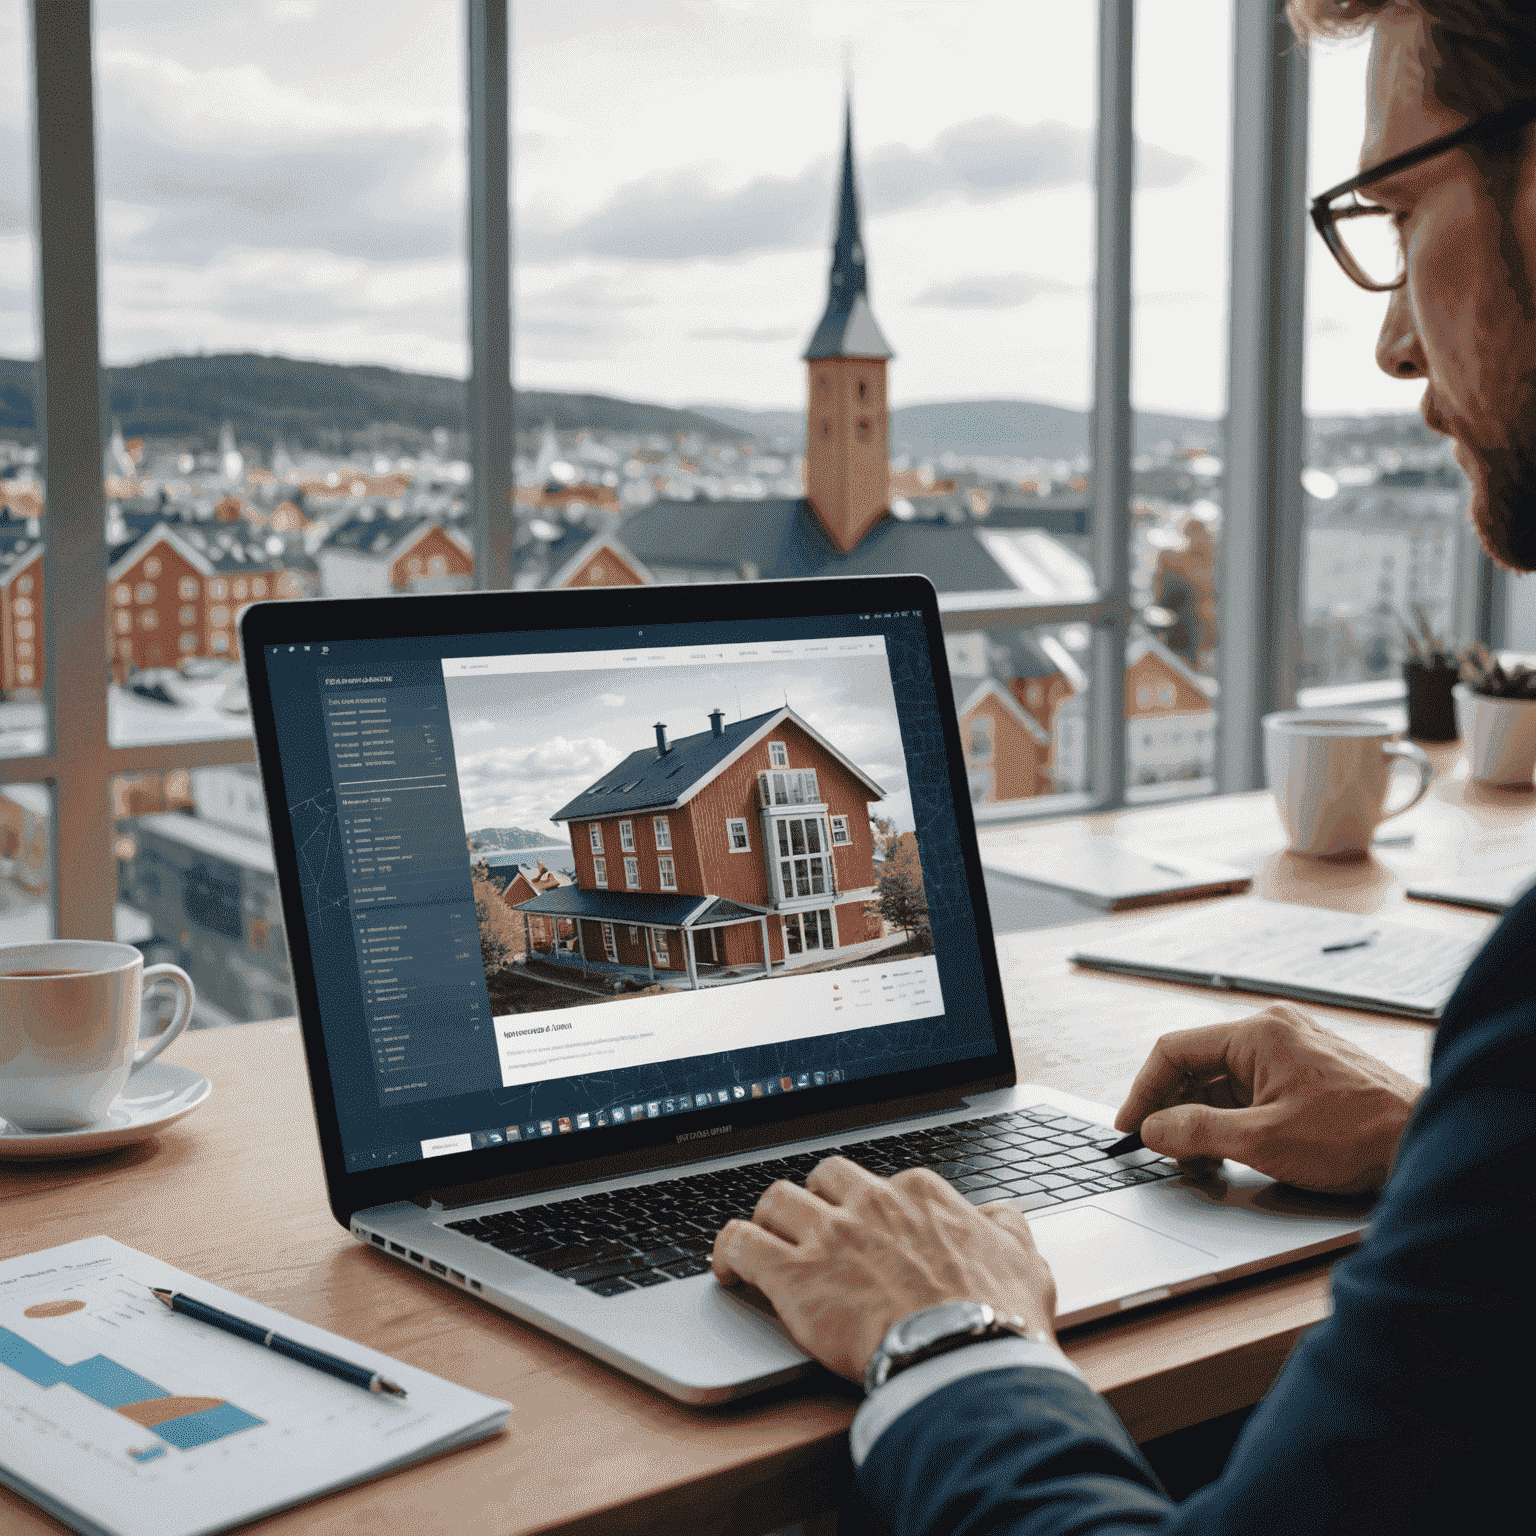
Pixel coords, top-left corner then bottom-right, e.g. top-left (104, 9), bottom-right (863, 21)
top-left (261, 609), bottom-right (1000, 1172)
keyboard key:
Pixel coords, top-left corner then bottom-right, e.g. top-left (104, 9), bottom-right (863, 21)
top-left (659, 1256), bottom-right (712, 1279)
top-left (962, 1186), bottom-right (1019, 1205)
top-left (951, 1173), bottom-right (996, 1192)
top-left (557, 1255), bottom-right (649, 1285)
top-left (1007, 1191), bottom-right (1063, 1212)
top-left (583, 1276), bottom-right (637, 1297)
top-left (629, 1269), bottom-right (671, 1287)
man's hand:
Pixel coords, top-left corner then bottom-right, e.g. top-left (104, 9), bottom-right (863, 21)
top-left (1117, 1003), bottom-right (1421, 1194)
top-left (710, 1157), bottom-right (1057, 1385)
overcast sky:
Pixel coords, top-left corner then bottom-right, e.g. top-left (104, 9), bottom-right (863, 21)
top-left (0, 3), bottom-right (1413, 421)
top-left (444, 651), bottom-right (911, 842)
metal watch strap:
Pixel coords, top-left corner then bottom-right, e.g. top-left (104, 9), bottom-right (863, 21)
top-left (863, 1302), bottom-right (1032, 1396)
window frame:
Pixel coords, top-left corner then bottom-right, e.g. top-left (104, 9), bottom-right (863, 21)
top-left (657, 855), bottom-right (676, 890)
top-left (624, 855), bottom-right (639, 889)
top-left (13, 0), bottom-right (1506, 942)
top-left (653, 815), bottom-right (671, 850)
top-left (593, 856), bottom-right (607, 888)
top-left (726, 817), bottom-right (750, 851)
top-left (619, 819), bottom-right (634, 851)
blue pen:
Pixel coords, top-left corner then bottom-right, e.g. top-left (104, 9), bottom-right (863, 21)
top-left (152, 1288), bottom-right (406, 1397)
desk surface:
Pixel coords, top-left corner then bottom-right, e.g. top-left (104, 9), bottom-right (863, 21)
top-left (2, 750), bottom-right (1529, 1536)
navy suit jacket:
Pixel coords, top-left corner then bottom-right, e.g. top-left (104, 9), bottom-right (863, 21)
top-left (857, 884), bottom-right (1536, 1534)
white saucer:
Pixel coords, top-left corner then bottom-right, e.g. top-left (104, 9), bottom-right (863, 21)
top-left (0, 1059), bottom-right (212, 1160)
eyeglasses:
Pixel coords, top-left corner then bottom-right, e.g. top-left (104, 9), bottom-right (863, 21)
top-left (1310, 97), bottom-right (1536, 291)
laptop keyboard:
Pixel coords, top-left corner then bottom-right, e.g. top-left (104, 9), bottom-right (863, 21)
top-left (443, 1105), bottom-right (1178, 1298)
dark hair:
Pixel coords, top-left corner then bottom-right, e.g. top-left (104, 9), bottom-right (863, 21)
top-left (1287, 1), bottom-right (1536, 119)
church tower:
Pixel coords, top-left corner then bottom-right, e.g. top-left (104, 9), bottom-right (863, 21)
top-left (803, 96), bottom-right (894, 554)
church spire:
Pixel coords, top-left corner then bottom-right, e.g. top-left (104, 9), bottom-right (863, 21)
top-left (804, 92), bottom-right (892, 362)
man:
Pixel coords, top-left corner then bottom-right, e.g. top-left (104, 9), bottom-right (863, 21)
top-left (710, 3), bottom-right (1536, 1529)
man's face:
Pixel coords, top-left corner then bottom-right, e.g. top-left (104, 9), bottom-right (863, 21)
top-left (1365, 9), bottom-right (1536, 570)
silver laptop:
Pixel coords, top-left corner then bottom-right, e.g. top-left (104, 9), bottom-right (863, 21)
top-left (241, 575), bottom-right (1369, 1405)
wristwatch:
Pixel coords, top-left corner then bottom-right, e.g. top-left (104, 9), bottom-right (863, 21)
top-left (863, 1300), bottom-right (1033, 1396)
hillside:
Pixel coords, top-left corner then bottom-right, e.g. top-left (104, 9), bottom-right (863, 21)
top-left (693, 399), bottom-right (1224, 459)
top-left (0, 354), bottom-right (745, 454)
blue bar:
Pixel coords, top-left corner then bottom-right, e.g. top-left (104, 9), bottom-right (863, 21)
top-left (151, 1401), bottom-right (266, 1450)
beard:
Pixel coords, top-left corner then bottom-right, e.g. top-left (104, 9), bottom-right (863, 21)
top-left (1465, 368), bottom-right (1536, 572)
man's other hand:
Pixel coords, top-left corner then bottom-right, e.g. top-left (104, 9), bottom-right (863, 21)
top-left (710, 1158), bottom-right (1057, 1385)
top-left (1117, 1003), bottom-right (1421, 1194)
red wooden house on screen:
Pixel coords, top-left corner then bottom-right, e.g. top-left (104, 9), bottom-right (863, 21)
top-left (509, 706), bottom-right (887, 987)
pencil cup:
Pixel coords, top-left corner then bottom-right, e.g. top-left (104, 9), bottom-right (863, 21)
top-left (1262, 710), bottom-right (1433, 859)
top-left (0, 940), bottom-right (195, 1131)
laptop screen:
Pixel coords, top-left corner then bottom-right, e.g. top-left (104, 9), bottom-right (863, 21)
top-left (248, 582), bottom-right (1010, 1187)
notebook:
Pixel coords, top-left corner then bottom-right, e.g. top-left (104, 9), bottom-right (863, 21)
top-left (1070, 897), bottom-right (1481, 1020)
top-left (1405, 867), bottom-right (1536, 914)
top-left (981, 837), bottom-right (1252, 909)
top-left (0, 1236), bottom-right (508, 1536)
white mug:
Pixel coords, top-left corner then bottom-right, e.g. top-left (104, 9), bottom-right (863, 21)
top-left (1262, 710), bottom-right (1434, 859)
top-left (0, 940), bottom-right (195, 1132)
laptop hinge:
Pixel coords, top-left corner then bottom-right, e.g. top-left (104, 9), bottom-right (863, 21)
top-left (416, 1082), bottom-right (990, 1211)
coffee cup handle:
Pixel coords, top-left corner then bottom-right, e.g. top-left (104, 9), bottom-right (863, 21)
top-left (132, 963), bottom-right (196, 1073)
top-left (1380, 739), bottom-right (1434, 821)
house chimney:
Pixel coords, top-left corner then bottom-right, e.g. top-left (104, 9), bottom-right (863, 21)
top-left (654, 721), bottom-right (669, 757)
top-left (709, 708), bottom-right (725, 738)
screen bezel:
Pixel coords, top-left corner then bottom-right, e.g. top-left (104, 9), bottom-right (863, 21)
top-left (240, 573), bottom-right (1017, 1225)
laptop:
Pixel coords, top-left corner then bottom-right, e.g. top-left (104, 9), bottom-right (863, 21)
top-left (240, 573), bottom-right (1370, 1405)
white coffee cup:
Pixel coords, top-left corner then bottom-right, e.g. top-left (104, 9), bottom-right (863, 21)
top-left (0, 940), bottom-right (195, 1132)
top-left (1262, 710), bottom-right (1434, 859)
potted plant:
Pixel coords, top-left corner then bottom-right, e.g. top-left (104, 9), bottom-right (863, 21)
top-left (1454, 644), bottom-right (1536, 787)
top-left (1399, 606), bottom-right (1460, 741)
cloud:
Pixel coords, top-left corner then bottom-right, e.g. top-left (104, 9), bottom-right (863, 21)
top-left (458, 718), bottom-right (497, 735)
top-left (522, 117), bottom-right (1198, 264)
top-left (688, 325), bottom-right (798, 343)
top-left (599, 693), bottom-right (626, 707)
top-left (457, 735), bottom-right (619, 784)
top-left (911, 272), bottom-right (1074, 310)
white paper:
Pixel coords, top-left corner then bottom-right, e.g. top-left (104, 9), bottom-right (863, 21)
top-left (1406, 867), bottom-right (1536, 914)
top-left (982, 838), bottom-right (1250, 908)
top-left (1071, 898), bottom-right (1480, 1016)
top-left (0, 1236), bottom-right (509, 1536)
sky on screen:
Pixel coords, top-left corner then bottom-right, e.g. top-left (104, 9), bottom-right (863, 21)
top-left (443, 651), bottom-right (912, 840)
top-left (0, 1), bottom-right (1410, 421)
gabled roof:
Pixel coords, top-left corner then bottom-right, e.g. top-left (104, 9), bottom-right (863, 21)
top-left (956, 678), bottom-right (1051, 747)
top-left (322, 513), bottom-right (465, 560)
top-left (617, 496), bottom-right (1085, 593)
top-left (551, 705), bottom-right (885, 824)
top-left (107, 520), bottom-right (298, 582)
top-left (1127, 630), bottom-right (1218, 699)
top-left (0, 534), bottom-right (42, 588)
top-left (548, 530), bottom-right (655, 589)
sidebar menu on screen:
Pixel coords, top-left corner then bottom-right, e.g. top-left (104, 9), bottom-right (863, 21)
top-left (323, 679), bottom-right (497, 1105)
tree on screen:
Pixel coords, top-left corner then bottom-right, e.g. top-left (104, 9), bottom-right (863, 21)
top-left (869, 817), bottom-right (930, 942)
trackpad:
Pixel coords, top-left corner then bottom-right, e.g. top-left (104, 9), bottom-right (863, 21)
top-left (1027, 1206), bottom-right (1218, 1318)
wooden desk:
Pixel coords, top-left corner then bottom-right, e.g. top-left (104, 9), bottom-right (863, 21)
top-left (2, 751), bottom-right (1529, 1535)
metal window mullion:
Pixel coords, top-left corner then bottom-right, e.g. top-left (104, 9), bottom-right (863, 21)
top-left (1089, 0), bottom-right (1134, 812)
top-left (1217, 3), bottom-right (1309, 791)
top-left (31, 0), bottom-right (115, 942)
top-left (467, 0), bottom-right (513, 591)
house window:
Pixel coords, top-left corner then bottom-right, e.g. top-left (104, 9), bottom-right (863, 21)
top-left (830, 815), bottom-right (850, 845)
top-left (135, 583), bottom-right (156, 604)
top-left (589, 824), bottom-right (603, 853)
top-left (143, 557), bottom-right (161, 578)
top-left (1158, 684), bottom-right (1176, 707)
top-left (653, 930), bottom-right (669, 965)
top-left (775, 817), bottom-right (832, 899)
top-left (658, 856), bottom-right (676, 891)
top-left (208, 606), bottom-right (230, 626)
top-left (179, 633), bottom-right (198, 652)
top-left (769, 741), bottom-right (788, 767)
top-left (209, 579), bottom-right (227, 600)
top-left (970, 718), bottom-right (994, 761)
top-left (857, 379), bottom-right (867, 402)
top-left (624, 856), bottom-right (639, 889)
top-left (1028, 682), bottom-right (1043, 707)
top-left (653, 816), bottom-right (670, 849)
top-left (594, 857), bottom-right (607, 888)
top-left (179, 605), bottom-right (197, 624)
top-left (758, 768), bottom-right (819, 806)
top-left (602, 922), bottom-right (618, 962)
top-left (628, 925), bottom-right (639, 943)
top-left (178, 577), bottom-right (198, 600)
top-left (17, 576), bottom-right (31, 595)
top-left (211, 632), bottom-right (229, 651)
top-left (726, 818), bottom-right (750, 851)
top-left (138, 609), bottom-right (158, 630)
top-left (783, 909), bottom-right (835, 956)
top-left (619, 819), bottom-right (634, 851)
top-left (114, 611), bottom-right (131, 633)
top-left (114, 584), bottom-right (131, 605)
top-left (252, 578), bottom-right (267, 597)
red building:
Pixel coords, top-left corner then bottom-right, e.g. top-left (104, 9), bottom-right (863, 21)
top-left (510, 707), bottom-right (887, 988)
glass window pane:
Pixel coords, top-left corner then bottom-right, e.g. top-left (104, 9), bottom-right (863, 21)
top-left (114, 766), bottom-right (294, 1026)
top-left (1302, 32), bottom-right (1473, 693)
top-left (1127, 0), bottom-right (1229, 804)
top-left (0, 780), bottom-right (53, 944)
top-left (95, 0), bottom-right (468, 747)
top-left (1, 1), bottom-right (44, 760)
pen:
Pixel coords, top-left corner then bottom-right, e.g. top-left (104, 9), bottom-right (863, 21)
top-left (1321, 929), bottom-right (1380, 954)
top-left (151, 1288), bottom-right (407, 1398)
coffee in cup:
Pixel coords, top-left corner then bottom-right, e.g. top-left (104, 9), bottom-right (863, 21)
top-left (0, 940), bottom-right (195, 1132)
top-left (1262, 710), bottom-right (1434, 858)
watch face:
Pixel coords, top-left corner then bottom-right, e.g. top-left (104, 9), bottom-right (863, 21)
top-left (892, 1300), bottom-right (990, 1354)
